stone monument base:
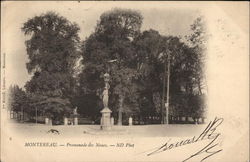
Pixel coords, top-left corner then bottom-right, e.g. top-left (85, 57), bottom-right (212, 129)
top-left (100, 107), bottom-right (112, 130)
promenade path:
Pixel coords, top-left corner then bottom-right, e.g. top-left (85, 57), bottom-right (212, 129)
top-left (6, 122), bottom-right (205, 138)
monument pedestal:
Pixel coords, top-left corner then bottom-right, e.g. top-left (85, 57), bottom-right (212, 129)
top-left (100, 107), bottom-right (112, 130)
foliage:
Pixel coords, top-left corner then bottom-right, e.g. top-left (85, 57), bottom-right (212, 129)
top-left (8, 85), bottom-right (28, 113)
top-left (22, 12), bottom-right (80, 121)
top-left (185, 16), bottom-right (207, 95)
top-left (19, 10), bottom-right (207, 124)
top-left (160, 16), bottom-right (208, 119)
top-left (78, 8), bottom-right (143, 121)
top-left (96, 8), bottom-right (143, 41)
top-left (79, 9), bottom-right (207, 121)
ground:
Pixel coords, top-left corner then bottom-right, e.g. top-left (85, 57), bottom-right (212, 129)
top-left (7, 122), bottom-right (206, 138)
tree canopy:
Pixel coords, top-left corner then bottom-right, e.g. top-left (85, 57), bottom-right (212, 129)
top-left (8, 85), bottom-right (28, 113)
top-left (22, 12), bottom-right (81, 122)
top-left (15, 9), bottom-right (207, 124)
top-left (77, 9), bottom-right (207, 124)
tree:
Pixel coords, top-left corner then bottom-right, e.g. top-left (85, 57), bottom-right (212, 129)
top-left (133, 29), bottom-right (166, 121)
top-left (79, 9), bottom-right (207, 124)
top-left (8, 85), bottom-right (29, 121)
top-left (134, 28), bottom-right (207, 121)
top-left (159, 16), bottom-right (208, 120)
top-left (185, 16), bottom-right (207, 95)
top-left (79, 8), bottom-right (143, 125)
top-left (134, 30), bottom-right (195, 121)
top-left (96, 8), bottom-right (143, 41)
top-left (184, 16), bottom-right (207, 119)
top-left (22, 12), bottom-right (80, 123)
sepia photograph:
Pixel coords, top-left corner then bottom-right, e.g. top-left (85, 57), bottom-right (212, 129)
top-left (1, 1), bottom-right (249, 162)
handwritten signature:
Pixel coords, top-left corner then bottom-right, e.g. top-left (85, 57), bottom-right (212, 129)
top-left (146, 117), bottom-right (224, 162)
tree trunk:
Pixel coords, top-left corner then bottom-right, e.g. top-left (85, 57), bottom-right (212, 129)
top-left (117, 95), bottom-right (124, 125)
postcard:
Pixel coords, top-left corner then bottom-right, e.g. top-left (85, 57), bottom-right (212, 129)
top-left (1, 1), bottom-right (249, 162)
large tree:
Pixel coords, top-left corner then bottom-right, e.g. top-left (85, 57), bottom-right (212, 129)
top-left (79, 8), bottom-right (143, 125)
top-left (185, 16), bottom-right (207, 95)
top-left (79, 10), bottom-right (207, 124)
top-left (134, 27), bottom-right (207, 121)
top-left (22, 12), bottom-right (80, 123)
top-left (132, 29), bottom-right (167, 121)
top-left (182, 16), bottom-right (207, 119)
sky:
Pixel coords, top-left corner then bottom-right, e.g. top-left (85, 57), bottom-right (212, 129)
top-left (1, 1), bottom-right (200, 88)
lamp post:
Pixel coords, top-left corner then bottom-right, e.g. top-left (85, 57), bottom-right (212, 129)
top-left (21, 107), bottom-right (24, 122)
top-left (161, 57), bottom-right (166, 124)
top-left (35, 107), bottom-right (37, 124)
top-left (165, 51), bottom-right (170, 124)
top-left (161, 50), bottom-right (170, 124)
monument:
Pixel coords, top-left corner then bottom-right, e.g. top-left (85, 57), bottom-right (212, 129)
top-left (100, 73), bottom-right (112, 130)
